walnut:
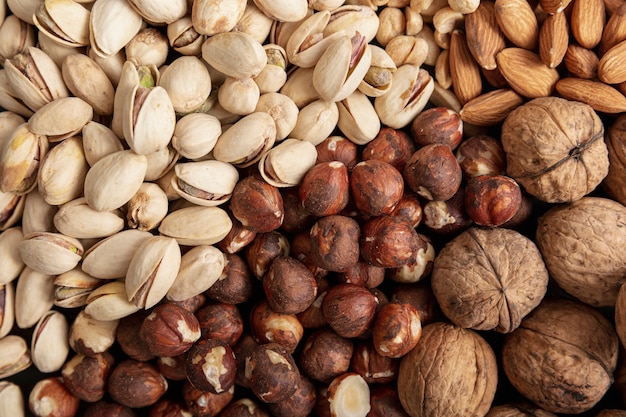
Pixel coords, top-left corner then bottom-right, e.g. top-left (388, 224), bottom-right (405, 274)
top-left (431, 227), bottom-right (548, 333)
top-left (595, 411), bottom-right (626, 417)
top-left (501, 97), bottom-right (609, 203)
top-left (397, 322), bottom-right (498, 417)
top-left (536, 197), bottom-right (626, 307)
top-left (502, 298), bottom-right (618, 415)
top-left (603, 114), bottom-right (626, 206)
top-left (486, 403), bottom-right (558, 417)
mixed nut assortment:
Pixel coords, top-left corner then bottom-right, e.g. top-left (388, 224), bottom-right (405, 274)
top-left (2, 0), bottom-right (626, 416)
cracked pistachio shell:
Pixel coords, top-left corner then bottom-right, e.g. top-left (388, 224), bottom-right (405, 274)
top-left (254, 45), bottom-right (288, 94)
top-left (33, 0), bottom-right (90, 47)
top-left (0, 69), bottom-right (35, 118)
top-left (127, 182), bottom-right (169, 231)
top-left (28, 97), bottom-right (93, 142)
top-left (172, 160), bottom-right (239, 207)
top-left (0, 227), bottom-right (25, 285)
top-left (254, 92), bottom-right (299, 141)
top-left (324, 5), bottom-right (380, 42)
top-left (0, 335), bottom-right (31, 378)
top-left (0, 382), bottom-right (24, 417)
top-left (82, 121), bottom-right (124, 167)
top-left (0, 190), bottom-right (25, 231)
top-left (0, 282), bottom-right (15, 338)
top-left (290, 99), bottom-right (339, 145)
top-left (313, 34), bottom-right (372, 102)
top-left (285, 10), bottom-right (346, 68)
top-left (31, 310), bottom-right (69, 373)
top-left (53, 267), bottom-right (103, 308)
top-left (359, 44), bottom-right (396, 97)
top-left (37, 136), bottom-right (89, 206)
top-left (22, 189), bottom-right (56, 236)
top-left (81, 229), bottom-right (153, 279)
top-left (15, 267), bottom-right (55, 329)
top-left (7, 0), bottom-right (41, 25)
top-left (279, 66), bottom-right (318, 108)
top-left (213, 112), bottom-right (277, 168)
top-left (253, 0), bottom-right (308, 22)
top-left (233, 2), bottom-right (274, 44)
top-left (337, 90), bottom-right (381, 145)
top-left (84, 150), bottom-right (148, 212)
top-left (374, 64), bottom-right (434, 129)
top-left (159, 206), bottom-right (233, 246)
top-left (127, 0), bottom-right (187, 24)
top-left (166, 245), bottom-right (226, 301)
top-left (258, 138), bottom-right (317, 187)
top-left (37, 31), bottom-right (85, 69)
top-left (62, 53), bottom-right (115, 116)
top-left (85, 281), bottom-right (140, 321)
top-left (4, 47), bottom-right (69, 112)
top-left (192, 0), bottom-right (246, 35)
top-left (158, 56), bottom-right (211, 114)
top-left (144, 145), bottom-right (178, 181)
top-left (172, 113), bottom-right (221, 160)
top-left (19, 232), bottom-right (83, 275)
top-left (0, 123), bottom-right (48, 195)
top-left (0, 112), bottom-right (26, 145)
top-left (202, 31), bottom-right (267, 79)
top-left (167, 16), bottom-right (204, 56)
top-left (69, 310), bottom-right (118, 355)
top-left (0, 15), bottom-right (36, 65)
top-left (122, 85), bottom-right (176, 155)
top-left (89, 0), bottom-right (143, 58)
top-left (125, 235), bottom-right (181, 309)
top-left (53, 197), bottom-right (125, 239)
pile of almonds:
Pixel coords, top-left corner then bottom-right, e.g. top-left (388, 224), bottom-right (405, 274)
top-left (2, 0), bottom-right (626, 417)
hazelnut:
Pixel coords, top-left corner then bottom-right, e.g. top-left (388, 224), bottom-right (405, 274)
top-left (165, 293), bottom-right (206, 314)
top-left (388, 233), bottom-right (435, 283)
top-left (84, 400), bottom-right (137, 417)
top-left (403, 143), bottom-right (462, 201)
top-left (372, 302), bottom-right (422, 358)
top-left (61, 352), bottom-right (115, 402)
top-left (314, 387), bottom-right (332, 417)
top-left (116, 311), bottom-right (155, 362)
top-left (350, 341), bottom-right (400, 384)
top-left (410, 107), bottom-right (463, 149)
top-left (267, 374), bottom-right (317, 417)
top-left (455, 135), bottom-right (506, 177)
top-left (156, 355), bottom-right (187, 381)
top-left (338, 261), bottom-right (385, 288)
top-left (196, 302), bottom-right (244, 346)
top-left (390, 283), bottom-right (440, 326)
top-left (368, 385), bottom-right (411, 417)
top-left (107, 360), bottom-right (168, 409)
top-left (299, 328), bottom-right (354, 383)
top-left (322, 283), bottom-right (378, 338)
top-left (389, 191), bottom-right (423, 228)
top-left (246, 343), bottom-right (300, 403)
top-left (216, 215), bottom-right (257, 254)
top-left (185, 338), bottom-right (238, 394)
top-left (309, 215), bottom-right (360, 272)
top-left (360, 215), bottom-right (420, 268)
top-left (29, 377), bottom-right (80, 417)
top-left (139, 303), bottom-right (201, 357)
top-left (326, 373), bottom-right (371, 417)
top-left (299, 161), bottom-right (350, 217)
top-left (263, 256), bottom-right (318, 314)
top-left (361, 127), bottom-right (416, 171)
top-left (220, 398), bottom-right (270, 417)
top-left (315, 136), bottom-right (359, 170)
top-left (245, 231), bottom-right (290, 280)
top-left (182, 382), bottom-right (234, 417)
top-left (464, 175), bottom-right (522, 227)
top-left (290, 231), bottom-right (328, 279)
top-left (229, 175), bottom-right (284, 233)
top-left (149, 399), bottom-right (191, 417)
top-left (205, 253), bottom-right (254, 305)
top-left (297, 277), bottom-right (330, 329)
top-left (422, 189), bottom-right (473, 235)
top-left (279, 187), bottom-right (315, 234)
top-left (350, 160), bottom-right (404, 217)
top-left (233, 334), bottom-right (259, 388)
top-left (249, 300), bottom-right (304, 353)
top-left (502, 192), bottom-right (534, 229)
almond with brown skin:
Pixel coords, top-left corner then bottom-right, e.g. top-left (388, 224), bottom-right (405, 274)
top-left (460, 89), bottom-right (525, 126)
top-left (571, 0), bottom-right (605, 49)
top-left (539, 11), bottom-right (568, 69)
top-left (564, 43), bottom-right (599, 79)
top-left (449, 30), bottom-right (482, 105)
top-left (605, 0), bottom-right (626, 15)
top-left (494, 0), bottom-right (539, 50)
top-left (496, 48), bottom-right (560, 98)
top-left (555, 78), bottom-right (626, 113)
top-left (465, 1), bottom-right (506, 70)
top-left (600, 4), bottom-right (626, 55)
top-left (539, 0), bottom-right (573, 13)
top-left (598, 39), bottom-right (626, 84)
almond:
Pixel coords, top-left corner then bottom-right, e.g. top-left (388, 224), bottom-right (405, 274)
top-left (496, 48), bottom-right (560, 98)
top-left (598, 39), bottom-right (626, 84)
top-left (600, 4), bottom-right (626, 56)
top-left (494, 0), bottom-right (539, 50)
top-left (465, 1), bottom-right (506, 70)
top-left (539, 0), bottom-right (573, 13)
top-left (449, 29), bottom-right (482, 105)
top-left (482, 67), bottom-right (509, 88)
top-left (555, 78), bottom-right (626, 113)
top-left (460, 88), bottom-right (524, 126)
top-left (570, 0), bottom-right (605, 49)
top-left (604, 0), bottom-right (626, 15)
top-left (539, 11), bottom-right (568, 68)
top-left (564, 43), bottom-right (599, 79)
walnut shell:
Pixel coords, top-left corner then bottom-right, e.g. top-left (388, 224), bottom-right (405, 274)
top-left (502, 298), bottom-right (618, 414)
top-left (501, 97), bottom-right (609, 203)
top-left (603, 114), bottom-right (626, 206)
top-left (397, 322), bottom-right (498, 417)
top-left (486, 403), bottom-right (558, 417)
top-left (431, 227), bottom-right (548, 333)
top-left (536, 196), bottom-right (626, 307)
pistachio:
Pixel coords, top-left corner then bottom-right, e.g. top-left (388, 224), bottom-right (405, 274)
top-left (167, 16), bottom-right (204, 56)
top-left (0, 123), bottom-right (48, 195)
top-left (158, 56), bottom-right (212, 114)
top-left (61, 53), bottom-right (115, 116)
top-left (213, 112), bottom-right (277, 168)
top-left (0, 335), bottom-right (31, 379)
top-left (279, 66), bottom-right (319, 108)
top-left (111, 61), bottom-right (157, 139)
top-left (0, 111), bottom-right (26, 145)
top-left (192, 0), bottom-right (247, 36)
top-left (19, 232), bottom-right (83, 275)
top-left (253, 0), bottom-right (309, 23)
top-left (69, 310), bottom-right (119, 356)
top-left (54, 268), bottom-right (103, 308)
top-left (258, 138), bottom-right (318, 187)
top-left (21, 189), bottom-right (56, 236)
top-left (144, 145), bottom-right (179, 181)
top-left (0, 191), bottom-right (24, 231)
top-left (254, 92), bottom-right (299, 140)
top-left (337, 90), bottom-right (381, 145)
top-left (127, 182), bottom-right (169, 231)
top-left (254, 44), bottom-right (288, 94)
top-left (28, 97), bottom-right (93, 142)
top-left (218, 77), bottom-right (261, 116)
top-left (0, 69), bottom-right (35, 118)
top-left (84, 150), bottom-right (148, 212)
top-left (14, 267), bottom-right (55, 329)
top-left (31, 310), bottom-right (70, 373)
top-left (33, 0), bottom-right (91, 47)
top-left (53, 197), bottom-right (123, 239)
top-left (159, 206), bottom-right (233, 246)
top-left (7, 0), bottom-right (43, 25)
top-left (167, 245), bottom-right (227, 301)
top-left (0, 382), bottom-right (24, 417)
top-left (0, 227), bottom-right (25, 285)
top-left (171, 113), bottom-right (221, 160)
top-left (81, 121), bottom-right (124, 167)
top-left (37, 31), bottom-right (85, 69)
top-left (85, 281), bottom-right (141, 321)
top-left (233, 2), bottom-right (274, 44)
top-left (127, 0), bottom-right (187, 24)
top-left (88, 47), bottom-right (125, 87)
top-left (89, 0), bottom-right (143, 58)
top-left (285, 10), bottom-right (346, 68)
top-left (172, 160), bottom-right (239, 207)
top-left (125, 235), bottom-right (181, 309)
top-left (0, 282), bottom-right (15, 338)
top-left (324, 5), bottom-right (381, 42)
top-left (358, 45), bottom-right (396, 97)
top-left (81, 229), bottom-right (153, 279)
top-left (290, 99), bottom-right (339, 145)
top-left (0, 14), bottom-right (36, 65)
top-left (202, 31), bottom-right (267, 79)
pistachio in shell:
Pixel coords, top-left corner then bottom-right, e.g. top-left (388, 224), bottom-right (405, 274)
top-left (18, 231), bottom-right (83, 276)
top-left (53, 268), bottom-right (104, 308)
top-left (172, 160), bottom-right (239, 207)
top-left (0, 335), bottom-right (31, 379)
top-left (201, 31), bottom-right (267, 79)
top-left (14, 267), bottom-right (55, 329)
top-left (253, 0), bottom-right (309, 23)
top-left (53, 197), bottom-right (125, 239)
top-left (31, 310), bottom-right (69, 373)
top-left (62, 53), bottom-right (115, 116)
top-left (127, 182), bottom-right (169, 231)
top-left (337, 90), bottom-right (381, 145)
top-left (89, 0), bottom-right (143, 58)
top-left (127, 0), bottom-right (187, 24)
top-left (28, 97), bottom-right (93, 142)
top-left (171, 113), bottom-right (221, 160)
top-left (0, 227), bottom-right (25, 285)
top-left (158, 55), bottom-right (212, 114)
top-left (192, 0), bottom-right (246, 36)
top-left (33, 0), bottom-right (91, 47)
top-left (0, 123), bottom-right (48, 195)
top-left (258, 138), bottom-right (317, 187)
top-left (85, 281), bottom-right (141, 321)
top-left (167, 16), bottom-right (204, 56)
top-left (159, 206), bottom-right (233, 247)
top-left (0, 282), bottom-right (15, 338)
top-left (81, 229), bottom-right (153, 279)
top-left (285, 10), bottom-right (345, 69)
top-left (166, 245), bottom-right (227, 302)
